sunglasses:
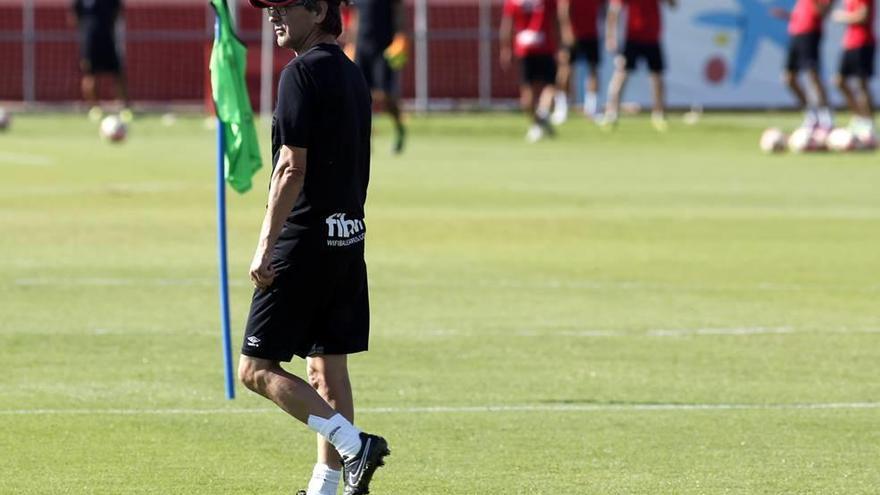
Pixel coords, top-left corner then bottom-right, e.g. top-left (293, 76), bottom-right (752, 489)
top-left (266, 2), bottom-right (304, 16)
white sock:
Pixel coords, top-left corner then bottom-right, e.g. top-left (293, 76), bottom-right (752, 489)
top-left (306, 463), bottom-right (341, 495)
top-left (817, 107), bottom-right (834, 128)
top-left (584, 92), bottom-right (598, 116)
top-left (802, 108), bottom-right (818, 128)
top-left (307, 414), bottom-right (362, 459)
top-left (554, 90), bottom-right (568, 112)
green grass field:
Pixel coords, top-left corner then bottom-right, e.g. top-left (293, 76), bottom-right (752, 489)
top-left (1, 112), bottom-right (879, 494)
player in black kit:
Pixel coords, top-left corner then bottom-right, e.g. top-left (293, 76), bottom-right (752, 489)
top-left (241, 2), bottom-right (390, 495)
top-left (350, 0), bottom-right (408, 153)
top-left (70, 0), bottom-right (131, 121)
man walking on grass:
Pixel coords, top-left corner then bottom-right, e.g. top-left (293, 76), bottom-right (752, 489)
top-left (240, 1), bottom-right (389, 494)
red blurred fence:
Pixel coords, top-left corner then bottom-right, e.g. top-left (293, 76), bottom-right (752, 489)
top-left (0, 0), bottom-right (519, 110)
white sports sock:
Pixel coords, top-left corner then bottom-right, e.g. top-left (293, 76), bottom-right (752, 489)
top-left (817, 107), bottom-right (834, 128)
top-left (584, 92), bottom-right (598, 116)
top-left (307, 414), bottom-right (362, 459)
top-left (306, 463), bottom-right (341, 495)
top-left (802, 108), bottom-right (818, 128)
top-left (554, 90), bottom-right (568, 111)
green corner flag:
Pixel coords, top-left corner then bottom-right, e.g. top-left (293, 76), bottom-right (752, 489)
top-left (209, 0), bottom-right (262, 193)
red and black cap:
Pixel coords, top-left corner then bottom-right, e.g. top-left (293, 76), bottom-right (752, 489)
top-left (248, 0), bottom-right (301, 7)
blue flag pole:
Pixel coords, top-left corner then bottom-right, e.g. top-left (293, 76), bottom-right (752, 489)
top-left (215, 14), bottom-right (236, 400)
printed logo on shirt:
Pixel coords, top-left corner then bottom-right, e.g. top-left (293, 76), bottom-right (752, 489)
top-left (325, 213), bottom-right (366, 247)
top-left (516, 29), bottom-right (546, 47)
top-left (246, 336), bottom-right (261, 347)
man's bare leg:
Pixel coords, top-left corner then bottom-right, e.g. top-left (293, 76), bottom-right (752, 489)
top-left (239, 356), bottom-right (339, 422)
top-left (649, 71), bottom-right (668, 131)
top-left (856, 77), bottom-right (875, 120)
top-left (784, 70), bottom-right (817, 128)
top-left (603, 59), bottom-right (628, 127)
top-left (304, 355), bottom-right (353, 495)
top-left (835, 75), bottom-right (859, 117)
top-left (552, 51), bottom-right (571, 124)
top-left (308, 355), bottom-right (354, 470)
top-left (584, 64), bottom-right (600, 116)
top-left (784, 70), bottom-right (809, 108)
top-left (806, 68), bottom-right (833, 128)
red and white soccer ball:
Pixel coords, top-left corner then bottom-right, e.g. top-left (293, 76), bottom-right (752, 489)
top-left (100, 115), bottom-right (127, 142)
top-left (826, 128), bottom-right (857, 152)
top-left (0, 107), bottom-right (11, 131)
top-left (854, 129), bottom-right (878, 151)
top-left (759, 127), bottom-right (787, 153)
top-left (787, 127), bottom-right (823, 153)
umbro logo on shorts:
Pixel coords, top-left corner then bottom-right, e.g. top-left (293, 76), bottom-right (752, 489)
top-left (325, 213), bottom-right (366, 247)
top-left (246, 336), bottom-right (261, 347)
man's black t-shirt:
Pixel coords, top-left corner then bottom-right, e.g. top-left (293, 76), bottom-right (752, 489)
top-left (355, 0), bottom-right (396, 54)
top-left (272, 43), bottom-right (371, 260)
top-left (73, 0), bottom-right (121, 34)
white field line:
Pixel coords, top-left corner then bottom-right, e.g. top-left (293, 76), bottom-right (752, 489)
top-left (13, 277), bottom-right (880, 294)
top-left (516, 327), bottom-right (880, 338)
top-left (14, 277), bottom-right (247, 288)
top-left (1, 402), bottom-right (879, 416)
top-left (0, 152), bottom-right (54, 166)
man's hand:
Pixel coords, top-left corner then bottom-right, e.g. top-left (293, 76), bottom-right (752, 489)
top-left (250, 248), bottom-right (275, 290)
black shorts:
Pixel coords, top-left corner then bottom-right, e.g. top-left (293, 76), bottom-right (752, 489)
top-left (569, 37), bottom-right (600, 67)
top-left (839, 44), bottom-right (876, 78)
top-left (621, 41), bottom-right (664, 73)
top-left (355, 50), bottom-right (398, 95)
top-left (79, 27), bottom-right (121, 74)
top-left (786, 32), bottom-right (822, 72)
top-left (520, 54), bottom-right (557, 84)
top-left (242, 251), bottom-right (370, 361)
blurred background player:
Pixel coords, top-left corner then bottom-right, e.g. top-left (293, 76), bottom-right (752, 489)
top-left (774, 0), bottom-right (834, 130)
top-left (553, 0), bottom-right (605, 124)
top-left (500, 0), bottom-right (560, 142)
top-left (832, 0), bottom-right (876, 139)
top-left (70, 0), bottom-right (131, 122)
top-left (602, 0), bottom-right (676, 131)
top-left (349, 0), bottom-right (408, 153)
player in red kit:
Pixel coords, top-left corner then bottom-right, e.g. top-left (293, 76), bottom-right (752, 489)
top-left (500, 0), bottom-right (560, 142)
top-left (601, 0), bottom-right (676, 131)
top-left (553, 0), bottom-right (605, 123)
top-left (832, 0), bottom-right (876, 140)
top-left (775, 0), bottom-right (834, 130)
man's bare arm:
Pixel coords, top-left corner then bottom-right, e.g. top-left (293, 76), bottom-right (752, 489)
top-left (557, 0), bottom-right (575, 47)
top-left (832, 2), bottom-right (869, 24)
top-left (250, 145), bottom-right (307, 289)
top-left (499, 15), bottom-right (513, 70)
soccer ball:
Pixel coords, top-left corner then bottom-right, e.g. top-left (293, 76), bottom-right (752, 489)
top-left (810, 127), bottom-right (830, 151)
top-left (0, 107), bottom-right (10, 131)
top-left (853, 129), bottom-right (878, 151)
top-left (759, 127), bottom-right (787, 153)
top-left (100, 115), bottom-right (127, 142)
top-left (787, 127), bottom-right (821, 153)
top-left (826, 128), bottom-right (857, 152)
